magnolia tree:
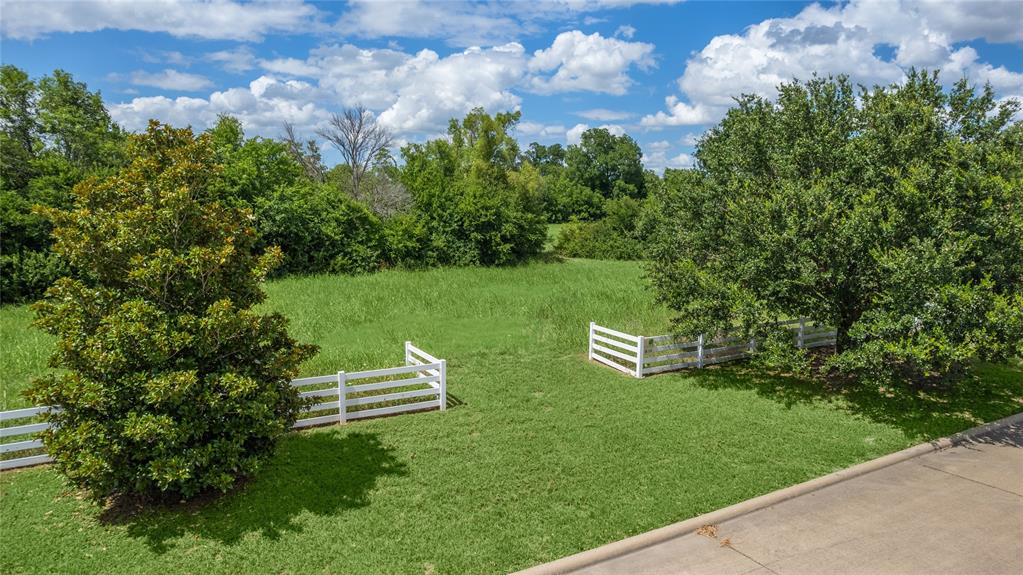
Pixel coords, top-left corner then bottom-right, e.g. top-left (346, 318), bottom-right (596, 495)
top-left (28, 122), bottom-right (317, 500)
top-left (649, 71), bottom-right (1023, 385)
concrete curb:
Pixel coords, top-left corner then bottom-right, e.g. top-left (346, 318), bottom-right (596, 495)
top-left (514, 411), bottom-right (1023, 575)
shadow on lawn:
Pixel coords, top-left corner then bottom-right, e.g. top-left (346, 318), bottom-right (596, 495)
top-left (100, 430), bottom-right (406, 553)
top-left (684, 360), bottom-right (1023, 441)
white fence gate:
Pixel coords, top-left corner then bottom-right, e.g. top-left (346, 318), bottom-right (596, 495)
top-left (589, 318), bottom-right (836, 378)
top-left (0, 342), bottom-right (447, 471)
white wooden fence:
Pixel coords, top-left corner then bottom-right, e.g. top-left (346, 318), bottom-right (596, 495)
top-left (0, 342), bottom-right (447, 471)
top-left (588, 318), bottom-right (836, 378)
top-left (293, 341), bottom-right (447, 428)
top-left (0, 406), bottom-right (56, 470)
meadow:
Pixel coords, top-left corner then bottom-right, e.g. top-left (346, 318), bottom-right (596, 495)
top-left (2, 259), bottom-right (1021, 574)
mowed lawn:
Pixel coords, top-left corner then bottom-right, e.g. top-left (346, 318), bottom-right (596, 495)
top-left (2, 259), bottom-right (1021, 574)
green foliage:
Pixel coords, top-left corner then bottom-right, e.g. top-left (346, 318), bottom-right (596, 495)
top-left (749, 329), bottom-right (812, 378)
top-left (0, 65), bottom-right (124, 304)
top-left (203, 117), bottom-right (385, 276)
top-left (207, 116), bottom-right (304, 206)
top-left (649, 71), bottom-right (1023, 385)
top-left (25, 122), bottom-right (316, 500)
top-left (539, 173), bottom-right (605, 222)
top-left (396, 108), bottom-right (546, 267)
top-left (35, 70), bottom-right (124, 170)
top-left (521, 142), bottom-right (566, 176)
top-left (565, 128), bottom-right (645, 199)
top-left (554, 197), bottom-right (645, 260)
top-left (255, 182), bottom-right (385, 275)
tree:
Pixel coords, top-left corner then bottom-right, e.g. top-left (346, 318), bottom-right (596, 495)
top-left (0, 65), bottom-right (38, 191)
top-left (395, 108), bottom-right (546, 267)
top-left (254, 181), bottom-right (385, 275)
top-left (282, 121), bottom-right (325, 183)
top-left (325, 149), bottom-right (410, 219)
top-left (318, 105), bottom-right (393, 202)
top-left (206, 116), bottom-right (304, 207)
top-left (565, 128), bottom-right (645, 199)
top-left (27, 122), bottom-right (317, 500)
top-left (36, 69), bottom-right (123, 170)
top-left (1, 66), bottom-right (125, 304)
top-left (522, 142), bottom-right (566, 176)
top-left (648, 72), bottom-right (1023, 386)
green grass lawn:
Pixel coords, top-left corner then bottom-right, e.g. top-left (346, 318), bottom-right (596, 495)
top-left (2, 259), bottom-right (1021, 574)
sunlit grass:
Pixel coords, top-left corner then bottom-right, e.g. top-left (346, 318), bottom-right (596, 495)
top-left (2, 259), bottom-right (1021, 574)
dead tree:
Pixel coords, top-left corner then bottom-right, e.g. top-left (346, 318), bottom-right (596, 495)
top-left (317, 106), bottom-right (393, 202)
top-left (282, 121), bottom-right (325, 183)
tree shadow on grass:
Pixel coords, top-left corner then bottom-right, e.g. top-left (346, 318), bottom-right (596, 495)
top-left (98, 430), bottom-right (406, 553)
top-left (682, 360), bottom-right (1023, 441)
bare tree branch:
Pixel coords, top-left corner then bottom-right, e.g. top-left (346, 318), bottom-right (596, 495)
top-left (281, 121), bottom-right (324, 183)
top-left (316, 106), bottom-right (393, 201)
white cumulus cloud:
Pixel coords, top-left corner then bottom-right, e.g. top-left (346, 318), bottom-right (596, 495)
top-left (128, 69), bottom-right (213, 92)
top-left (207, 47), bottom-right (258, 74)
top-left (566, 122), bottom-right (625, 145)
top-left (642, 0), bottom-right (1023, 128)
top-left (109, 75), bottom-right (329, 137)
top-left (528, 30), bottom-right (655, 95)
top-left (1, 0), bottom-right (320, 41)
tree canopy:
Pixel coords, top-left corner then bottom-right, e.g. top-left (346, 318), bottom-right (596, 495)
top-left (565, 128), bottom-right (645, 200)
top-left (649, 71), bottom-right (1023, 385)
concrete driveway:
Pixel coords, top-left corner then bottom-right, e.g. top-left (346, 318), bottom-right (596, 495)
top-left (526, 417), bottom-right (1023, 575)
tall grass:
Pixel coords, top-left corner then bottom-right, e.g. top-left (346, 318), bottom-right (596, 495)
top-left (1, 259), bottom-right (1020, 574)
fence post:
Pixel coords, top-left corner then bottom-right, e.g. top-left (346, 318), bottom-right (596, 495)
top-left (697, 334), bottom-right (705, 368)
top-left (797, 317), bottom-right (806, 349)
top-left (405, 341), bottom-right (412, 366)
top-left (635, 336), bottom-right (645, 378)
top-left (438, 359), bottom-right (447, 411)
top-left (588, 322), bottom-right (595, 361)
top-left (338, 371), bottom-right (347, 424)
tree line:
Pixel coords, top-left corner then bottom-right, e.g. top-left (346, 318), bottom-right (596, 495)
top-left (1, 65), bottom-right (654, 305)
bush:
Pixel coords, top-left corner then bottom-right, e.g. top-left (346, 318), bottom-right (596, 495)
top-left (255, 182), bottom-right (385, 275)
top-left (554, 197), bottom-right (645, 260)
top-left (540, 174), bottom-right (604, 222)
top-left (749, 329), bottom-right (811, 378)
top-left (26, 122), bottom-right (317, 501)
top-left (0, 250), bottom-right (68, 305)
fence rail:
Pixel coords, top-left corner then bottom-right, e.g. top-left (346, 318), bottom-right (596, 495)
top-left (291, 341), bottom-right (446, 428)
top-left (1, 342), bottom-right (447, 471)
top-left (0, 406), bottom-right (57, 470)
top-left (588, 319), bottom-right (836, 378)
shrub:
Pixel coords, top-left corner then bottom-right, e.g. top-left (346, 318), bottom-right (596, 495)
top-left (0, 250), bottom-right (68, 305)
top-left (749, 329), bottom-right (812, 378)
top-left (539, 174), bottom-right (604, 222)
top-left (26, 122), bottom-right (317, 501)
top-left (554, 197), bottom-right (645, 260)
top-left (255, 182), bottom-right (385, 275)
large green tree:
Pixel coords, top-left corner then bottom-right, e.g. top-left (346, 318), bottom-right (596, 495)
top-left (565, 128), bottom-right (645, 199)
top-left (649, 72), bottom-right (1023, 385)
top-left (28, 122), bottom-right (316, 500)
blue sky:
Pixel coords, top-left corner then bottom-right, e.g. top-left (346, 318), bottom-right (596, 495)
top-left (2, 0), bottom-right (1022, 170)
